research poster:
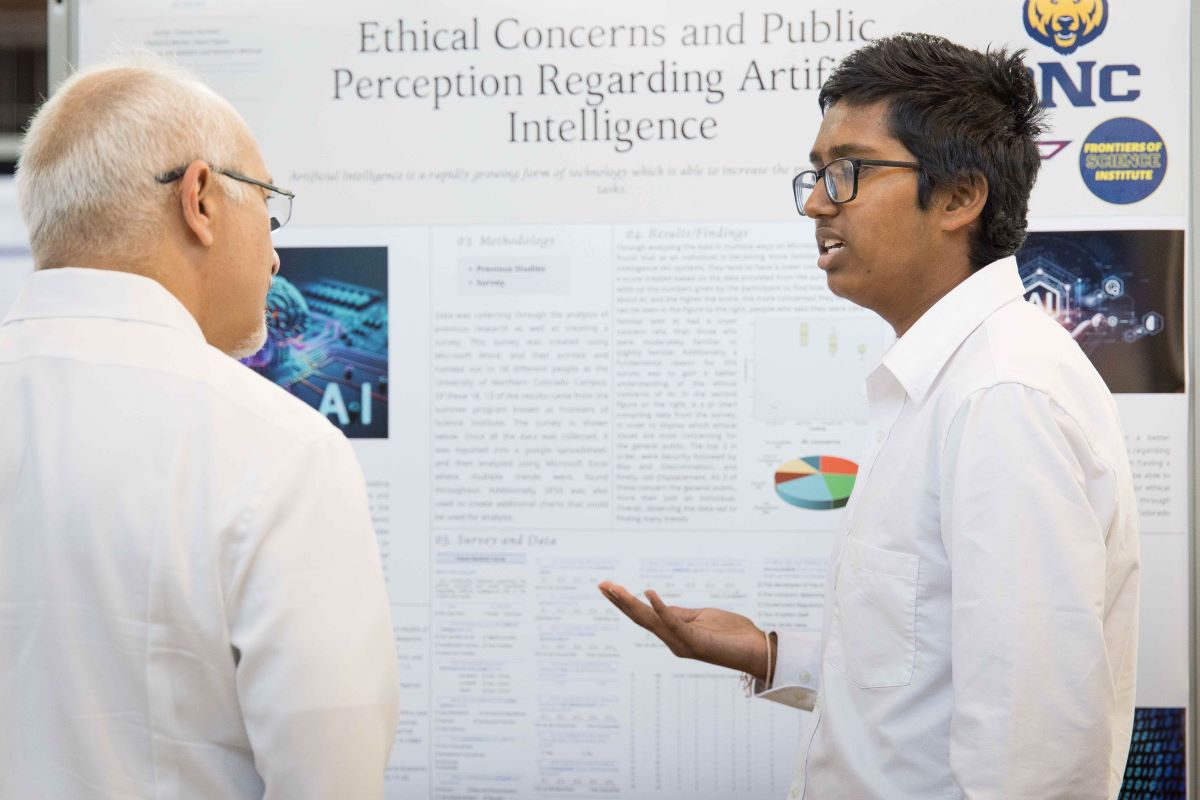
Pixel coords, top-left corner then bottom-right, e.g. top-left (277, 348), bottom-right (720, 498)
top-left (38, 0), bottom-right (1193, 796)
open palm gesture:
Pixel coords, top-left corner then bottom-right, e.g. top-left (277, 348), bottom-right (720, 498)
top-left (599, 581), bottom-right (770, 681)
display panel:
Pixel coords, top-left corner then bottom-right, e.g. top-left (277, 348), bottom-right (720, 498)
top-left (49, 1), bottom-right (1197, 797)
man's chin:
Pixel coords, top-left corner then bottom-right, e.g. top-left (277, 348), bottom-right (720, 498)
top-left (226, 322), bottom-right (268, 360)
top-left (824, 269), bottom-right (851, 300)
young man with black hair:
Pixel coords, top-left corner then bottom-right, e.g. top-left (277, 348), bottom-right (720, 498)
top-left (601, 33), bottom-right (1138, 799)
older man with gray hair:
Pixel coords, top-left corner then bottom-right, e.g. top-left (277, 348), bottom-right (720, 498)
top-left (0, 57), bottom-right (399, 798)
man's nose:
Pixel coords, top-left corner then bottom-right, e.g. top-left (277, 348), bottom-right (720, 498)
top-left (803, 177), bottom-right (838, 218)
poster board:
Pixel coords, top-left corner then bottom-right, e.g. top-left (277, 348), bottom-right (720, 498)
top-left (32, 1), bottom-right (1197, 796)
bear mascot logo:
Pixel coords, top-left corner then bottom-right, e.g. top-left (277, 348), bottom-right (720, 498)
top-left (1024, 0), bottom-right (1108, 56)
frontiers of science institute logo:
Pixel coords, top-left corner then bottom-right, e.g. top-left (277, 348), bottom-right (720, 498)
top-left (1024, 0), bottom-right (1108, 56)
top-left (1080, 117), bottom-right (1166, 204)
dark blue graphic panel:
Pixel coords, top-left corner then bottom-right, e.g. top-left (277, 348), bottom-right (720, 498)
top-left (1016, 230), bottom-right (1184, 393)
top-left (1120, 707), bottom-right (1186, 799)
top-left (242, 246), bottom-right (389, 438)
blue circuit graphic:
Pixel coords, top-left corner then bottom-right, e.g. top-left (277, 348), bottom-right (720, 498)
top-left (242, 246), bottom-right (389, 438)
top-left (1016, 231), bottom-right (1184, 393)
top-left (1020, 243), bottom-right (1162, 347)
top-left (1119, 707), bottom-right (1185, 799)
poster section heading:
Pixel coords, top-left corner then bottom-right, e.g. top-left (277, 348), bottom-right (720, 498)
top-left (332, 11), bottom-right (874, 153)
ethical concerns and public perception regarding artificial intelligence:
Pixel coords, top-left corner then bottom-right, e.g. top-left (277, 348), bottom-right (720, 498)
top-left (331, 11), bottom-right (875, 153)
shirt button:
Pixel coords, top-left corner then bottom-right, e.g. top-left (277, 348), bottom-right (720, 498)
top-left (790, 788), bottom-right (802, 798)
top-left (800, 671), bottom-right (812, 684)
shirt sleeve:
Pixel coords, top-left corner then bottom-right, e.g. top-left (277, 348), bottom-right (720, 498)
top-left (222, 430), bottom-right (399, 799)
top-left (753, 630), bottom-right (821, 710)
top-left (941, 382), bottom-right (1125, 799)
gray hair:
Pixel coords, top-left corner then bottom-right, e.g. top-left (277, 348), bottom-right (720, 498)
top-left (16, 53), bottom-right (250, 268)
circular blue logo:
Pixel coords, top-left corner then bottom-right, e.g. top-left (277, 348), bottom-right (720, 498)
top-left (1079, 118), bottom-right (1167, 204)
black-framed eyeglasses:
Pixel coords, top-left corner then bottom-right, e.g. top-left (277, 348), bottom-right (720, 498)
top-left (156, 164), bottom-right (295, 231)
top-left (792, 157), bottom-right (921, 216)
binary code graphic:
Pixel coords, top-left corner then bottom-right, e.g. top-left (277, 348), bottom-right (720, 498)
top-left (1119, 707), bottom-right (1185, 799)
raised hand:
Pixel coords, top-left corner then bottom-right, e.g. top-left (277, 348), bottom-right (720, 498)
top-left (598, 581), bottom-right (771, 681)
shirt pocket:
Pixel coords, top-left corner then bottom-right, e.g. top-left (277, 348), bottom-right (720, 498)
top-left (829, 537), bottom-right (920, 689)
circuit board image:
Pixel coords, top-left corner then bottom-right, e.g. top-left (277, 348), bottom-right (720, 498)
top-left (242, 246), bottom-right (389, 437)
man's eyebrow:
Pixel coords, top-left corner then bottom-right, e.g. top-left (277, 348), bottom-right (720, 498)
top-left (809, 142), bottom-right (883, 165)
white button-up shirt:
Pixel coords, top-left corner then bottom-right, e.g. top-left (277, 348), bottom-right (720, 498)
top-left (0, 268), bottom-right (399, 799)
top-left (759, 257), bottom-right (1139, 799)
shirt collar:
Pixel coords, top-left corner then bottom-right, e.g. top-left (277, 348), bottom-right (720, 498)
top-left (1, 267), bottom-right (206, 341)
top-left (877, 256), bottom-right (1025, 405)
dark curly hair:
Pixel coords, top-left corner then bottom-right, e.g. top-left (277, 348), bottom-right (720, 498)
top-left (818, 33), bottom-right (1047, 270)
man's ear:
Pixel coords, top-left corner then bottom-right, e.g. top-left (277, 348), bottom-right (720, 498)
top-left (178, 160), bottom-right (216, 247)
top-left (939, 171), bottom-right (988, 234)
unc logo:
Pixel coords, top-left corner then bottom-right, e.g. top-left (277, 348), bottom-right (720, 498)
top-left (1024, 0), bottom-right (1108, 55)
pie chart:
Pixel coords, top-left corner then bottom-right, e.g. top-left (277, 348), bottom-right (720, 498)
top-left (775, 456), bottom-right (859, 510)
